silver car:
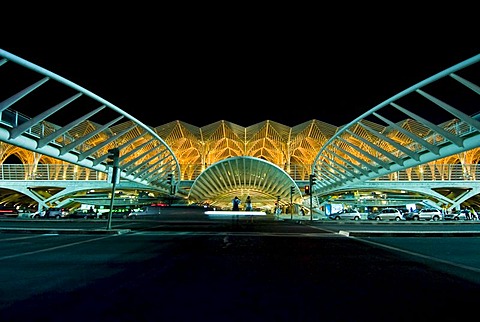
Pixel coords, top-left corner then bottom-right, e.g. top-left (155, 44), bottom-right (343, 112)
top-left (31, 207), bottom-right (68, 219)
top-left (404, 208), bottom-right (442, 221)
top-left (367, 208), bottom-right (403, 221)
top-left (443, 209), bottom-right (472, 221)
top-left (328, 209), bottom-right (362, 221)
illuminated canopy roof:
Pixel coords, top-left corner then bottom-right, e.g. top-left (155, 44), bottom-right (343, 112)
top-left (188, 156), bottom-right (302, 208)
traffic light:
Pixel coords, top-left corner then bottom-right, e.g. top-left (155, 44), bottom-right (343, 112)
top-left (305, 185), bottom-right (310, 195)
top-left (106, 148), bottom-right (120, 185)
top-left (167, 173), bottom-right (173, 186)
top-left (277, 196), bottom-right (280, 202)
top-left (290, 186), bottom-right (295, 195)
top-left (309, 174), bottom-right (316, 186)
top-left (107, 148), bottom-right (119, 167)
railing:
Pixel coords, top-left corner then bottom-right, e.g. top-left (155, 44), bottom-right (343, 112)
top-left (374, 163), bottom-right (480, 181)
top-left (1, 163), bottom-right (479, 182)
top-left (0, 164), bottom-right (106, 181)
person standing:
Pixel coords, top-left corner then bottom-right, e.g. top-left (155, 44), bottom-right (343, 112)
top-left (232, 196), bottom-right (241, 211)
top-left (275, 203), bottom-right (282, 216)
top-left (245, 196), bottom-right (252, 211)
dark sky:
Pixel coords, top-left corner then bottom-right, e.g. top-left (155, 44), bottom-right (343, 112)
top-left (2, 29), bottom-right (479, 128)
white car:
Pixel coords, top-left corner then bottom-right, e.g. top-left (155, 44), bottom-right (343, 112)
top-left (31, 207), bottom-right (68, 219)
top-left (443, 209), bottom-right (474, 221)
top-left (404, 208), bottom-right (442, 221)
top-left (368, 208), bottom-right (404, 221)
top-left (328, 209), bottom-right (362, 221)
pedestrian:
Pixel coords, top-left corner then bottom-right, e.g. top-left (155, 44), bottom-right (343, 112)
top-left (245, 196), bottom-right (252, 211)
top-left (275, 204), bottom-right (282, 216)
top-left (232, 196), bottom-right (241, 211)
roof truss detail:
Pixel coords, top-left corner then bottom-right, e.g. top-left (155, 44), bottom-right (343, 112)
top-left (0, 49), bottom-right (180, 194)
top-left (312, 53), bottom-right (480, 196)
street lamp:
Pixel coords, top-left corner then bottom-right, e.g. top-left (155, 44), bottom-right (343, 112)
top-left (106, 148), bottom-right (120, 230)
top-left (309, 174), bottom-right (316, 221)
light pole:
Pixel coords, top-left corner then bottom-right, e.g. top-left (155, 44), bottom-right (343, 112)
top-left (106, 148), bottom-right (120, 230)
top-left (309, 174), bottom-right (316, 221)
top-left (290, 186), bottom-right (294, 220)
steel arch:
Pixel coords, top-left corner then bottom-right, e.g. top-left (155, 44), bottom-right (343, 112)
top-left (0, 48), bottom-right (180, 193)
top-left (188, 156), bottom-right (302, 208)
top-left (311, 53), bottom-right (480, 196)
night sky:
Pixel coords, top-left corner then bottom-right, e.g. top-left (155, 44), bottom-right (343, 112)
top-left (2, 25), bottom-right (479, 128)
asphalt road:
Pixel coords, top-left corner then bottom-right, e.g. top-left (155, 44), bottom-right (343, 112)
top-left (1, 218), bottom-right (480, 321)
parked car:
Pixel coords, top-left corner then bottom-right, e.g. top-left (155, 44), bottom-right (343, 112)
top-left (367, 208), bottom-right (404, 221)
top-left (328, 209), bottom-right (362, 221)
top-left (31, 207), bottom-right (68, 219)
top-left (404, 208), bottom-right (442, 221)
top-left (444, 209), bottom-right (473, 221)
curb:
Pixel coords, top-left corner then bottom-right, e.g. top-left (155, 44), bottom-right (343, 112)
top-left (0, 228), bottom-right (131, 235)
top-left (339, 230), bottom-right (480, 237)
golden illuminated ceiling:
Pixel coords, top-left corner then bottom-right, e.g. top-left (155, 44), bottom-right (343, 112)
top-left (153, 119), bottom-right (338, 181)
